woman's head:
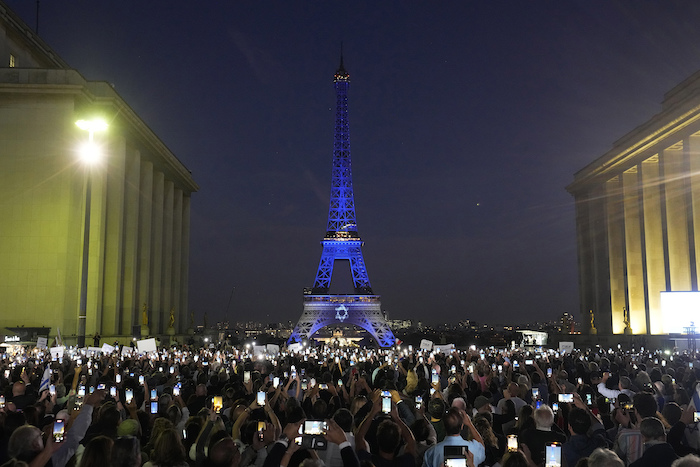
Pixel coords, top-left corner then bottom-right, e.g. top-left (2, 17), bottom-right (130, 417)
top-left (79, 436), bottom-right (114, 467)
top-left (150, 428), bottom-right (186, 467)
top-left (112, 436), bottom-right (142, 467)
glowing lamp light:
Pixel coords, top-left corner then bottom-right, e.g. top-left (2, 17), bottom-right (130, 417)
top-left (76, 119), bottom-right (108, 133)
top-left (79, 141), bottom-right (101, 163)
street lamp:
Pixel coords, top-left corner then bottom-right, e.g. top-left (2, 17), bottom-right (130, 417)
top-left (75, 118), bottom-right (108, 348)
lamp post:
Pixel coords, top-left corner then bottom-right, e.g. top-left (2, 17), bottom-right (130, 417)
top-left (75, 118), bottom-right (108, 348)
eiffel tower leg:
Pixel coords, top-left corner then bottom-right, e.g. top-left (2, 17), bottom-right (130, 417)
top-left (288, 302), bottom-right (335, 345)
top-left (347, 306), bottom-right (395, 348)
top-left (289, 296), bottom-right (395, 348)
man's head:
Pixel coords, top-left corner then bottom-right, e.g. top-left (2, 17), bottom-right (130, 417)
top-left (507, 382), bottom-right (520, 398)
top-left (533, 405), bottom-right (554, 430)
top-left (634, 392), bottom-right (658, 418)
top-left (587, 448), bottom-right (623, 467)
top-left (473, 396), bottom-right (491, 413)
top-left (376, 419), bottom-right (401, 454)
top-left (619, 376), bottom-right (632, 391)
top-left (568, 408), bottom-right (592, 435)
top-left (12, 381), bottom-right (26, 397)
top-left (428, 398), bottom-right (446, 420)
top-left (209, 437), bottom-right (241, 467)
top-left (8, 425), bottom-right (42, 462)
top-left (639, 417), bottom-right (666, 443)
top-left (451, 397), bottom-right (467, 412)
top-left (333, 408), bottom-right (353, 433)
top-left (443, 407), bottom-right (464, 436)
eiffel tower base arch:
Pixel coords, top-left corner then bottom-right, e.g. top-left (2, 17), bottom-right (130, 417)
top-left (288, 295), bottom-right (395, 348)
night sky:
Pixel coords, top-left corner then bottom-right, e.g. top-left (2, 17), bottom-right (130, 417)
top-left (8, 1), bottom-right (700, 327)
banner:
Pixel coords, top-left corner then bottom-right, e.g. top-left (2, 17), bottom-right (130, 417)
top-left (435, 344), bottom-right (455, 353)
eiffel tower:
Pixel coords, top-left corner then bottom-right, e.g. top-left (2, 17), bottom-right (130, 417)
top-left (288, 56), bottom-right (395, 348)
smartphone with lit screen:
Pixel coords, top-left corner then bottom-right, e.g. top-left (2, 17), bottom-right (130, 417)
top-left (150, 401), bottom-right (158, 414)
top-left (53, 420), bottom-right (65, 443)
top-left (507, 434), bottom-right (518, 452)
top-left (125, 388), bottom-right (134, 403)
top-left (381, 390), bottom-right (391, 414)
top-left (257, 391), bottom-right (266, 406)
top-left (545, 443), bottom-right (562, 467)
top-left (213, 396), bottom-right (223, 413)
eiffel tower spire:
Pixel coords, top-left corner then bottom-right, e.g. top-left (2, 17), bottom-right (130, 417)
top-left (288, 57), bottom-right (395, 348)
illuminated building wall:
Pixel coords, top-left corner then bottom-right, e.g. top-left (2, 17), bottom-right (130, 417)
top-left (0, 3), bottom-right (198, 342)
top-left (567, 70), bottom-right (700, 335)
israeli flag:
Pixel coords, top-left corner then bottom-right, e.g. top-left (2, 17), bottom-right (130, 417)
top-left (39, 367), bottom-right (51, 393)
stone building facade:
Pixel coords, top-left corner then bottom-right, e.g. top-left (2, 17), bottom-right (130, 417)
top-left (0, 2), bottom-right (198, 343)
top-left (568, 70), bottom-right (700, 335)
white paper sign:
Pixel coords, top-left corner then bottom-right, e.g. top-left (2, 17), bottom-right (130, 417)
top-left (36, 337), bottom-right (48, 349)
top-left (101, 343), bottom-right (115, 355)
top-left (435, 344), bottom-right (455, 353)
top-left (287, 343), bottom-right (302, 353)
top-left (121, 346), bottom-right (132, 356)
top-left (50, 346), bottom-right (65, 359)
top-left (420, 339), bottom-right (434, 351)
top-left (559, 341), bottom-right (574, 353)
top-left (137, 338), bottom-right (157, 354)
top-left (266, 344), bottom-right (280, 355)
top-left (253, 345), bottom-right (266, 356)
top-left (87, 347), bottom-right (102, 354)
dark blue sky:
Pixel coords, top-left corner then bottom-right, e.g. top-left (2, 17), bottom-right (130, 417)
top-left (8, 1), bottom-right (700, 326)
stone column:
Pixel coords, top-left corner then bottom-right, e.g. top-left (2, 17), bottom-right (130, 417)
top-left (150, 171), bottom-right (165, 334)
top-left (172, 189), bottom-right (183, 334)
top-left (102, 134), bottom-right (126, 336)
top-left (663, 147), bottom-right (692, 291)
top-left (606, 177), bottom-right (627, 334)
top-left (690, 135), bottom-right (700, 293)
top-left (121, 149), bottom-right (141, 335)
top-left (137, 161), bottom-right (154, 336)
top-left (180, 196), bottom-right (191, 334)
top-left (622, 168), bottom-right (646, 334)
top-left (641, 155), bottom-right (666, 334)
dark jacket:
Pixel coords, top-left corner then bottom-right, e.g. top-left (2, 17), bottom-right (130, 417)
top-left (629, 442), bottom-right (679, 467)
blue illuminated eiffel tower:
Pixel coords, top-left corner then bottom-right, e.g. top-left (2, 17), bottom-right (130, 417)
top-left (288, 56), bottom-right (395, 348)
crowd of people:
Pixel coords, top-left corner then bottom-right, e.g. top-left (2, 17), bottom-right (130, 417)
top-left (0, 342), bottom-right (699, 467)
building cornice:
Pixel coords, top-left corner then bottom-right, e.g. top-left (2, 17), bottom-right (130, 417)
top-left (567, 87), bottom-right (700, 196)
top-left (0, 68), bottom-right (198, 193)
